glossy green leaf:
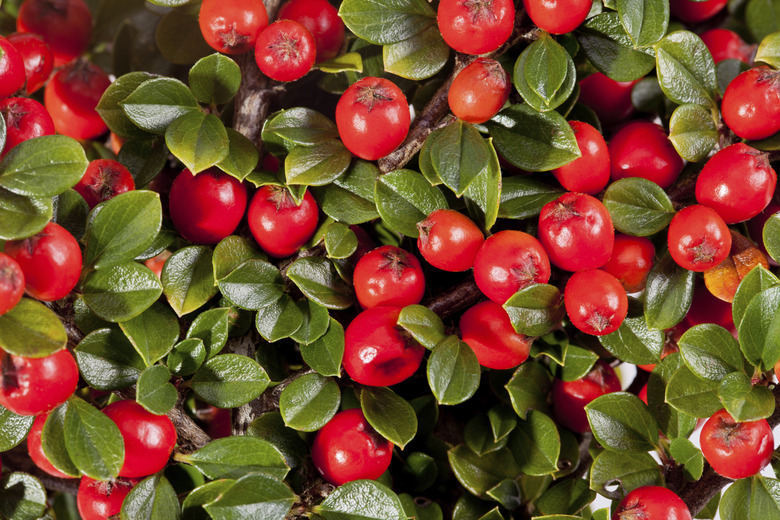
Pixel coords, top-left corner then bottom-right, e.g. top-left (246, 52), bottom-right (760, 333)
top-left (383, 24), bottom-right (448, 80)
top-left (181, 436), bottom-right (289, 480)
top-left (426, 121), bottom-right (489, 196)
top-left (361, 386), bottom-right (418, 449)
top-left (427, 336), bottom-right (480, 405)
top-left (280, 373), bottom-right (340, 432)
top-left (53, 189), bottom-right (89, 240)
top-left (203, 473), bottom-right (295, 520)
top-left (733, 265), bottom-right (780, 331)
top-left (678, 324), bottom-right (744, 382)
top-left (505, 362), bottom-right (552, 420)
top-left (162, 246), bottom-right (218, 316)
top-left (118, 138), bottom-right (170, 188)
top-left (324, 222), bottom-right (358, 259)
top-left (603, 177), bottom-right (675, 237)
top-left (576, 12), bottom-right (656, 82)
top-left (317, 480), bottom-right (406, 520)
top-left (463, 138), bottom-right (501, 231)
top-left (616, 0), bottom-right (668, 48)
top-left (122, 77), bottom-right (200, 134)
top-left (75, 328), bottom-right (146, 391)
top-left (189, 53), bottom-right (241, 105)
top-left (718, 372), bottom-right (775, 422)
top-left (315, 160), bottom-right (381, 225)
top-left (0, 135), bottom-right (88, 197)
top-left (0, 298), bottom-right (66, 358)
top-left (590, 451), bottom-right (660, 496)
top-left (508, 410), bottom-right (560, 476)
top-left (514, 33), bottom-right (576, 112)
top-left (498, 175), bottom-right (563, 220)
top-left (598, 315), bottom-right (664, 365)
top-left (559, 345), bottom-right (599, 382)
top-left (64, 396), bottom-right (124, 480)
top-left (182, 480), bottom-right (236, 520)
top-left (643, 250), bottom-right (695, 330)
top-left (486, 480), bottom-right (522, 511)
top-left (763, 213), bottom-right (780, 265)
top-left (300, 317), bottom-right (344, 377)
top-left (0, 472), bottom-right (47, 520)
top-left (447, 445), bottom-right (520, 499)
top-left (290, 299), bottom-right (330, 345)
top-left (262, 108), bottom-right (339, 156)
top-left (720, 475), bottom-right (780, 520)
top-left (316, 52), bottom-right (364, 73)
top-left (213, 236), bottom-right (266, 281)
top-left (338, 0), bottom-right (436, 45)
top-left (739, 285), bottom-right (780, 370)
top-left (136, 365), bottom-right (177, 415)
top-left (96, 71), bottom-right (155, 139)
top-left (536, 479), bottom-right (596, 516)
top-left (0, 186), bottom-right (51, 240)
top-left (217, 128), bottom-right (259, 181)
top-left (246, 412), bottom-right (309, 469)
top-left (287, 257), bottom-right (354, 309)
top-left (255, 294), bottom-right (304, 343)
top-left (665, 365), bottom-right (722, 418)
top-left (167, 338), bottom-right (206, 376)
top-left (81, 262), bottom-right (163, 322)
top-left (165, 112), bottom-right (229, 174)
top-left (191, 354), bottom-right (270, 408)
top-left (746, 0), bottom-right (780, 41)
top-left (187, 307), bottom-right (230, 358)
top-left (504, 284), bottom-right (565, 337)
top-left (669, 104), bottom-right (718, 162)
top-left (397, 304), bottom-right (446, 350)
top-left (375, 168), bottom-right (448, 237)
top-left (668, 438), bottom-right (703, 481)
top-left (0, 406), bottom-right (33, 452)
top-left (585, 392), bottom-right (660, 452)
top-left (465, 415), bottom-right (507, 456)
top-left (756, 31), bottom-right (780, 68)
top-left (119, 301), bottom-right (179, 365)
top-left (286, 140), bottom-right (350, 187)
top-left (41, 404), bottom-right (79, 477)
top-left (654, 31), bottom-right (718, 109)
top-left (120, 474), bottom-right (181, 520)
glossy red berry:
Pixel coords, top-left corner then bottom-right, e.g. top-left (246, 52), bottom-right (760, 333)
top-left (565, 269), bottom-right (628, 336)
top-left (473, 230), bottom-right (551, 304)
top-left (417, 209), bottom-right (484, 272)
top-left (552, 361), bottom-right (621, 432)
top-left (27, 412), bottom-right (75, 479)
top-left (169, 168), bottom-right (248, 245)
top-left (700, 409), bottom-right (774, 479)
top-left (609, 122), bottom-right (684, 189)
top-left (0, 349), bottom-right (79, 416)
top-left (336, 77), bottom-right (410, 161)
top-left (638, 384), bottom-right (649, 405)
top-left (612, 486), bottom-right (692, 520)
top-left (247, 185), bottom-right (319, 258)
top-left (667, 205), bottom-right (731, 272)
top-left (448, 58), bottom-right (510, 124)
top-left (722, 66), bottom-right (780, 141)
top-left (460, 301), bottom-right (531, 369)
top-left (700, 28), bottom-right (753, 64)
top-left (311, 408), bottom-right (393, 486)
top-left (199, 0), bottom-right (269, 55)
top-left (578, 73), bottom-right (638, 126)
top-left (102, 400), bottom-right (177, 478)
top-left (538, 192), bottom-right (614, 272)
top-left (353, 245), bottom-right (425, 309)
top-left (277, 0), bottom-right (345, 63)
top-left (74, 159), bottom-right (136, 209)
top-left (6, 33), bottom-right (53, 94)
top-left (0, 37), bottom-right (26, 99)
top-left (670, 0), bottom-right (728, 23)
top-left (522, 0), bottom-right (592, 34)
top-left (552, 121), bottom-right (610, 195)
top-left (4, 221), bottom-right (82, 302)
top-left (254, 20), bottom-right (316, 82)
top-left (343, 306), bottom-right (425, 387)
top-left (437, 0), bottom-right (514, 54)
top-left (602, 234), bottom-right (656, 293)
top-left (0, 253), bottom-right (25, 316)
top-left (696, 143), bottom-right (776, 224)
top-left (77, 476), bottom-right (140, 520)
top-left (44, 60), bottom-right (110, 140)
top-left (683, 280), bottom-right (735, 332)
top-left (17, 0), bottom-right (92, 67)
top-left (0, 97), bottom-right (55, 157)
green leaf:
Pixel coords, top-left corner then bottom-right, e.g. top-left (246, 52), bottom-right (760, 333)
top-left (447, 445), bottom-right (520, 498)
top-left (739, 285), bottom-right (780, 370)
top-left (287, 257), bottom-right (354, 309)
top-left (669, 438), bottom-right (704, 481)
top-left (324, 222), bottom-right (358, 259)
top-left (508, 410), bottom-right (560, 476)
top-left (514, 33), bottom-right (576, 112)
top-left (669, 104), bottom-right (718, 162)
top-left (300, 317), bottom-right (344, 377)
top-left (486, 480), bottom-right (522, 511)
top-left (598, 315), bottom-right (664, 365)
top-left (0, 406), bottom-right (33, 451)
top-left (187, 307), bottom-right (230, 359)
top-left (120, 474), bottom-right (181, 520)
top-left (733, 265), bottom-right (780, 331)
top-left (217, 129), bottom-right (259, 181)
top-left (747, 0), bottom-right (780, 41)
top-left (213, 235), bottom-right (266, 281)
top-left (602, 177), bottom-right (675, 237)
top-left (721, 475), bottom-right (780, 520)
top-left (576, 12), bottom-right (656, 82)
top-left (167, 338), bottom-right (206, 376)
top-left (559, 345), bottom-right (599, 382)
top-left (53, 189), bottom-right (89, 241)
top-left (488, 405), bottom-right (517, 443)
top-left (0, 135), bottom-right (88, 197)
top-left (383, 24), bottom-right (449, 80)
top-left (537, 479), bottom-right (596, 516)
top-left (285, 139), bottom-right (351, 186)
top-left (397, 304), bottom-right (446, 350)
top-left (463, 138), bottom-right (501, 231)
top-left (96, 71), bottom-right (155, 139)
top-left (118, 138), bottom-right (170, 188)
top-left (505, 362), bottom-right (552, 420)
top-left (255, 294), bottom-right (304, 343)
top-left (64, 396), bottom-right (124, 480)
top-left (0, 299), bottom-right (67, 358)
top-left (426, 121), bottom-right (490, 196)
top-left (81, 262), bottom-right (163, 322)
top-left (0, 186), bottom-right (51, 240)
top-left (262, 108), bottom-right (339, 156)
top-left (764, 213), bottom-right (780, 265)
top-left (643, 250), bottom-right (695, 330)
top-left (718, 372), bottom-right (775, 422)
top-left (616, 0), bottom-right (669, 48)
top-left (589, 451), bottom-right (660, 496)
top-left (487, 104), bottom-right (580, 172)
top-left (585, 392), bottom-right (660, 452)
top-left (279, 373), bottom-right (340, 432)
top-left (119, 301), bottom-right (179, 365)
top-left (246, 412), bottom-right (309, 469)
top-left (189, 53), bottom-right (241, 105)
top-left (654, 31), bottom-right (718, 109)
top-left (427, 336), bottom-right (481, 405)
top-left (203, 473), bottom-right (295, 520)
top-left (181, 436), bottom-right (289, 480)
top-left (136, 365), bottom-right (177, 415)
top-left (290, 299), bottom-right (330, 345)
top-left (756, 31), bottom-right (780, 68)
top-left (504, 284), bottom-right (565, 337)
top-left (41, 404), bottom-right (79, 477)
top-left (678, 324), bottom-right (744, 382)
top-left (191, 354), bottom-right (270, 408)
top-left (338, 0), bottom-right (436, 45)
top-left (162, 246), bottom-right (218, 316)
top-left (317, 480), bottom-right (406, 520)
top-left (165, 112), bottom-right (229, 174)
top-left (316, 52), bottom-right (364, 73)
top-left (498, 176), bottom-right (563, 220)
top-left (182, 480), bottom-right (236, 520)
top-left (665, 365), bottom-right (722, 418)
top-left (375, 168), bottom-right (448, 237)
top-left (465, 415), bottom-right (507, 456)
top-left (75, 328), bottom-right (146, 391)
top-left (121, 77), bottom-right (200, 134)
top-left (0, 472), bottom-right (47, 520)
top-left (315, 160), bottom-right (381, 225)
top-left (361, 386), bottom-right (418, 449)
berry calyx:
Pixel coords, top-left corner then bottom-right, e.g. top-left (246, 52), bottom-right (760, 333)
top-left (353, 245), bottom-right (425, 309)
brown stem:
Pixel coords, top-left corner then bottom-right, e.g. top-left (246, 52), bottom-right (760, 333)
top-left (1, 446), bottom-right (80, 495)
top-left (424, 277), bottom-right (483, 320)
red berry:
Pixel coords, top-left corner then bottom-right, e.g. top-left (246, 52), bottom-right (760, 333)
top-left (700, 28), bottom-right (753, 64)
top-left (638, 384), bottom-right (649, 405)
top-left (552, 121), bottom-right (611, 195)
top-left (696, 143), bottom-right (776, 224)
top-left (102, 400), bottom-right (177, 478)
top-left (578, 73), bottom-right (638, 126)
top-left (277, 0), bottom-right (345, 63)
top-left (447, 58), bottom-right (511, 124)
top-left (522, 0), bottom-right (592, 35)
top-left (168, 168), bottom-right (248, 245)
top-left (637, 342), bottom-right (680, 373)
top-left (0, 97), bottom-right (55, 157)
top-left (538, 192), bottom-right (614, 272)
top-left (667, 205), bottom-right (731, 272)
top-left (343, 306), bottom-right (425, 387)
top-left (4, 221), bottom-right (82, 302)
top-left (247, 185), bottom-right (319, 258)
top-left (473, 230), bottom-right (551, 305)
top-left (254, 20), bottom-right (316, 82)
top-left (353, 245), bottom-right (425, 309)
top-left (27, 412), bottom-right (75, 479)
top-left (460, 301), bottom-right (531, 369)
top-left (601, 234), bottom-right (656, 293)
top-left (0, 349), bottom-right (79, 416)
top-left (17, 0), bottom-right (92, 67)
top-left (0, 37), bottom-right (26, 99)
top-left (74, 159), bottom-right (136, 209)
top-left (0, 253), bottom-right (25, 316)
top-left (311, 408), bottom-right (393, 486)
top-left (612, 486), bottom-right (692, 520)
top-left (417, 209), bottom-right (484, 272)
top-left (552, 361), bottom-right (621, 432)
top-left (44, 60), bottom-right (110, 140)
top-left (144, 250), bottom-right (172, 281)
top-left (77, 476), bottom-right (140, 520)
top-left (609, 122), bottom-right (684, 189)
top-left (6, 33), bottom-right (53, 94)
top-left (722, 66), bottom-right (780, 141)
top-left (199, 0), bottom-right (269, 55)
top-left (565, 269), bottom-right (628, 336)
top-left (683, 280), bottom-right (735, 332)
top-left (670, 0), bottom-right (728, 23)
top-left (336, 77), bottom-right (410, 161)
top-left (437, 0), bottom-right (514, 54)
top-left (700, 409), bottom-right (774, 480)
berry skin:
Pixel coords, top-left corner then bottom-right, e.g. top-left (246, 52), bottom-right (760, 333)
top-left (277, 0), bottom-right (345, 63)
top-left (343, 306), bottom-right (425, 387)
top-left (44, 60), bottom-right (111, 140)
top-left (522, 0), bottom-right (592, 35)
top-left (0, 349), bottom-right (79, 416)
top-left (17, 0), bottom-right (92, 67)
top-left (254, 20), bottom-right (316, 82)
top-left (27, 412), bottom-right (75, 479)
top-left (102, 400), bottom-right (177, 478)
top-left (168, 168), bottom-right (248, 245)
top-left (311, 408), bottom-right (393, 486)
top-left (77, 476), bottom-right (140, 520)
top-left (336, 77), bottom-right (410, 161)
top-left (564, 269), bottom-right (628, 336)
top-left (447, 58), bottom-right (511, 124)
top-left (722, 66), bottom-right (780, 141)
top-left (4, 221), bottom-right (82, 302)
top-left (609, 122), bottom-right (684, 189)
top-left (417, 209), bottom-right (484, 272)
top-left (6, 33), bottom-right (53, 94)
top-left (601, 234), bottom-right (655, 293)
top-left (0, 253), bottom-right (25, 315)
top-left (0, 37), bottom-right (26, 99)
top-left (199, 0), bottom-right (269, 55)
top-left (700, 28), bottom-right (753, 64)
top-left (460, 301), bottom-right (531, 369)
top-left (552, 361), bottom-right (621, 433)
top-left (696, 143), bottom-right (776, 224)
top-left (538, 192), bottom-right (614, 272)
top-left (247, 185), bottom-right (319, 258)
top-left (0, 97), bottom-right (55, 157)
top-left (612, 486), bottom-right (692, 520)
top-left (74, 159), bottom-right (136, 209)
top-left (437, 0), bottom-right (514, 55)
top-left (353, 245), bottom-right (425, 309)
top-left (683, 280), bottom-right (735, 332)
top-left (578, 73), bottom-right (638, 126)
top-left (473, 230), bottom-right (551, 305)
top-left (667, 205), bottom-right (731, 272)
top-left (670, 0), bottom-right (728, 23)
top-left (552, 121), bottom-right (611, 195)
top-left (700, 409), bottom-right (774, 480)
